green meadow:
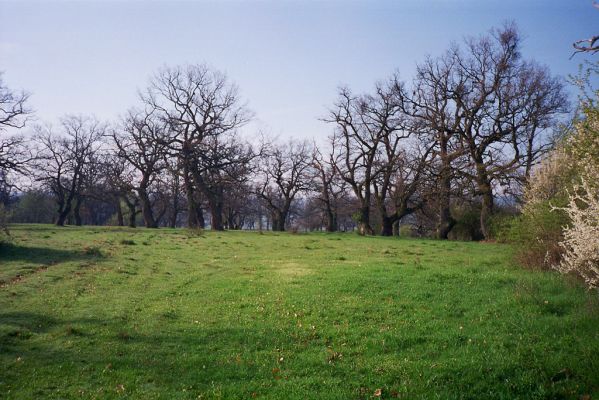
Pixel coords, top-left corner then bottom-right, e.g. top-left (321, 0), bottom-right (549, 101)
top-left (1, 225), bottom-right (598, 399)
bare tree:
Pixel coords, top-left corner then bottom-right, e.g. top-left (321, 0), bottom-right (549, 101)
top-left (378, 139), bottom-right (435, 236)
top-left (571, 3), bottom-right (599, 57)
top-left (0, 73), bottom-right (32, 131)
top-left (110, 109), bottom-right (170, 228)
top-left (188, 133), bottom-right (255, 230)
top-left (34, 116), bottom-right (104, 226)
top-left (448, 25), bottom-right (568, 238)
top-left (395, 25), bottom-right (568, 239)
top-left (312, 147), bottom-right (350, 232)
top-left (396, 54), bottom-right (467, 239)
top-left (255, 140), bottom-right (312, 231)
top-left (141, 64), bottom-right (251, 229)
top-left (0, 73), bottom-right (34, 196)
top-left (326, 79), bottom-right (405, 235)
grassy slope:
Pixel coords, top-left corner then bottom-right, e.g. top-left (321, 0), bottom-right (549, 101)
top-left (0, 225), bottom-right (598, 400)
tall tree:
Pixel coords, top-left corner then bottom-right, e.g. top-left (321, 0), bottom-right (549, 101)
top-left (326, 79), bottom-right (405, 235)
top-left (397, 25), bottom-right (568, 239)
top-left (397, 55), bottom-right (467, 239)
top-left (449, 25), bottom-right (568, 238)
top-left (141, 64), bottom-right (251, 229)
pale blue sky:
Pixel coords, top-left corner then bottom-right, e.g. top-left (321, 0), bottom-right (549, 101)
top-left (0, 0), bottom-right (596, 141)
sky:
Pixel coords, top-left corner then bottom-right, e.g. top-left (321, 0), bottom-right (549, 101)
top-left (0, 0), bottom-right (596, 142)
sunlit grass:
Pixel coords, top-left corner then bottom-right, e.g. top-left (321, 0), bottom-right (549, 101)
top-left (1, 225), bottom-right (598, 399)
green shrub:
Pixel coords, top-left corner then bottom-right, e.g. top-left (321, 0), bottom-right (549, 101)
top-left (488, 211), bottom-right (519, 242)
top-left (507, 200), bottom-right (569, 270)
top-left (448, 205), bottom-right (483, 241)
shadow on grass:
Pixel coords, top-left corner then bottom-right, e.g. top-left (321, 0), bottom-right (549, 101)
top-left (0, 311), bottom-right (60, 335)
top-left (0, 243), bottom-right (106, 284)
top-left (0, 311), bottom-right (284, 397)
top-left (0, 243), bottom-right (103, 264)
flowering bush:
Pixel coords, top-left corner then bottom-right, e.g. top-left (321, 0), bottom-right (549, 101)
top-left (515, 85), bottom-right (599, 288)
top-left (553, 171), bottom-right (599, 288)
top-left (551, 106), bottom-right (599, 288)
top-left (509, 148), bottom-right (571, 269)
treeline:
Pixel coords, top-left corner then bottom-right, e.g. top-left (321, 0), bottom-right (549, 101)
top-left (0, 24), bottom-right (569, 239)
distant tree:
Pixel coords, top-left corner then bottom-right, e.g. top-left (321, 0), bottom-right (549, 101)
top-left (9, 190), bottom-right (60, 224)
top-left (312, 147), bottom-right (349, 232)
top-left (255, 140), bottom-right (312, 231)
top-left (188, 133), bottom-right (255, 230)
top-left (0, 73), bottom-right (33, 200)
top-left (34, 116), bottom-right (104, 226)
top-left (110, 109), bottom-right (170, 228)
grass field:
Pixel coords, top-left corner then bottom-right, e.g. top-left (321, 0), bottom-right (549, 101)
top-left (1, 225), bottom-right (598, 399)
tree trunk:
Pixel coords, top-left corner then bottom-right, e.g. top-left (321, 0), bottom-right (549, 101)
top-left (56, 212), bottom-right (68, 226)
top-left (356, 206), bottom-right (374, 236)
top-left (197, 206), bottom-right (205, 228)
top-left (436, 141), bottom-right (455, 239)
top-left (126, 200), bottom-right (137, 228)
top-left (479, 185), bottom-right (494, 240)
top-left (169, 209), bottom-right (178, 228)
top-left (74, 196), bottom-right (82, 226)
top-left (183, 163), bottom-right (203, 228)
top-left (116, 200), bottom-right (124, 226)
top-left (476, 163), bottom-right (494, 240)
top-left (169, 193), bottom-right (179, 228)
top-left (380, 216), bottom-right (394, 236)
top-left (392, 220), bottom-right (400, 236)
top-left (272, 211), bottom-right (286, 231)
top-left (138, 186), bottom-right (157, 228)
top-left (56, 203), bottom-right (71, 226)
top-left (55, 196), bottom-right (65, 226)
top-left (184, 182), bottom-right (204, 228)
top-left (210, 201), bottom-right (224, 231)
top-left (325, 211), bottom-right (337, 232)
